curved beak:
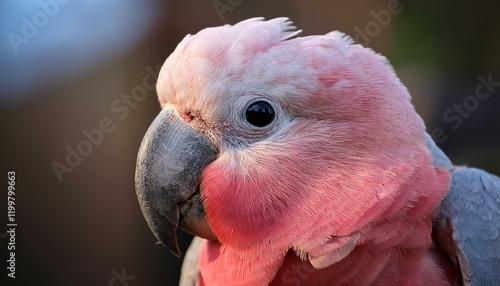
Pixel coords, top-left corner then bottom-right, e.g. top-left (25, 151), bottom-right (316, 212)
top-left (135, 107), bottom-right (218, 256)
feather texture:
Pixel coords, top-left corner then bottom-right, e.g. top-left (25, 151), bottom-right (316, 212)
top-left (436, 168), bottom-right (500, 285)
top-left (156, 18), bottom-right (499, 285)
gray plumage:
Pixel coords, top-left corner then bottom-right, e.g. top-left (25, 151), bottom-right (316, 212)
top-left (428, 134), bottom-right (500, 285)
top-left (437, 168), bottom-right (500, 285)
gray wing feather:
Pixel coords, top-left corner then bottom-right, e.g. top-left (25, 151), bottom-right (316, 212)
top-left (438, 167), bottom-right (500, 285)
top-left (425, 133), bottom-right (453, 170)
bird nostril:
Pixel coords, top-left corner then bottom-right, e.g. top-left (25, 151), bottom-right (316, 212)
top-left (179, 110), bottom-right (208, 127)
top-left (180, 110), bottom-right (195, 123)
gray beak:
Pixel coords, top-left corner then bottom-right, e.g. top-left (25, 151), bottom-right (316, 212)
top-left (135, 107), bottom-right (218, 256)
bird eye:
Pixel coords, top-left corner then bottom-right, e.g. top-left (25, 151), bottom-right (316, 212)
top-left (245, 101), bottom-right (275, 127)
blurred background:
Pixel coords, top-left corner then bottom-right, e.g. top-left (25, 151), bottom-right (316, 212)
top-left (0, 0), bottom-right (499, 285)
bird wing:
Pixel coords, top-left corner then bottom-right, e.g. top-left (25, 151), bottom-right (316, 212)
top-left (436, 167), bottom-right (500, 285)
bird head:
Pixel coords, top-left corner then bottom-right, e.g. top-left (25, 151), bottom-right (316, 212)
top-left (135, 18), bottom-right (450, 281)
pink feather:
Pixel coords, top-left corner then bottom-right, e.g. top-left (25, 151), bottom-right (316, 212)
top-left (157, 18), bottom-right (453, 285)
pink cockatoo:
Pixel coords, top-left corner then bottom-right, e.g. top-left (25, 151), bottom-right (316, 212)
top-left (135, 18), bottom-right (500, 285)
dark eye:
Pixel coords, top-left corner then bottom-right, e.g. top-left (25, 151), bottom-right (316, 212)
top-left (245, 101), bottom-right (275, 127)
